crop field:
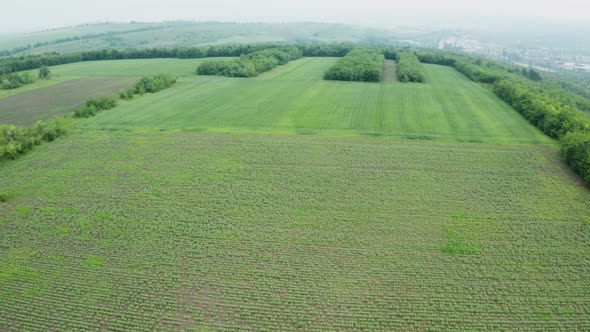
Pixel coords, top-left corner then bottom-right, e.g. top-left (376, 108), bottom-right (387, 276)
top-left (82, 58), bottom-right (549, 143)
top-left (0, 131), bottom-right (589, 330)
top-left (37, 58), bottom-right (235, 78)
top-left (0, 77), bottom-right (138, 126)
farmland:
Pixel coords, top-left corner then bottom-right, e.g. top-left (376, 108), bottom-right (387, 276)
top-left (0, 130), bottom-right (589, 330)
top-left (1, 51), bottom-right (590, 330)
top-left (0, 77), bottom-right (138, 126)
top-left (83, 58), bottom-right (549, 144)
top-left (43, 58), bottom-right (232, 78)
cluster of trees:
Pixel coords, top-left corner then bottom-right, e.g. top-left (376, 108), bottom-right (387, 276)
top-left (396, 52), bottom-right (425, 83)
top-left (197, 47), bottom-right (303, 77)
top-left (121, 74), bottom-right (177, 99)
top-left (0, 72), bottom-right (34, 89)
top-left (0, 120), bottom-right (64, 161)
top-left (324, 49), bottom-right (384, 82)
top-left (416, 49), bottom-right (590, 186)
top-left (74, 97), bottom-right (118, 118)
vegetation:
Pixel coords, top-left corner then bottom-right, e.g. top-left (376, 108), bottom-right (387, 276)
top-left (197, 46), bottom-right (302, 77)
top-left (120, 74), bottom-right (177, 99)
top-left (74, 97), bottom-right (118, 118)
top-left (0, 72), bottom-right (34, 89)
top-left (0, 77), bottom-right (137, 126)
top-left (0, 44), bottom-right (349, 77)
top-left (323, 49), bottom-right (384, 82)
top-left (84, 58), bottom-right (547, 144)
top-left (38, 66), bottom-right (51, 79)
top-left (1, 131), bottom-right (589, 330)
top-left (416, 49), bottom-right (590, 185)
top-left (0, 120), bottom-right (64, 161)
top-left (396, 51), bottom-right (425, 83)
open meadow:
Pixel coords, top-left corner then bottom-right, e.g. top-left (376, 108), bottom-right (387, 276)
top-left (1, 54), bottom-right (589, 330)
top-left (82, 58), bottom-right (549, 143)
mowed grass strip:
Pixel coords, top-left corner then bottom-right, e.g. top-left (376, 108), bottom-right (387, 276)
top-left (0, 131), bottom-right (588, 330)
top-left (0, 77), bottom-right (138, 125)
top-left (82, 58), bottom-right (550, 143)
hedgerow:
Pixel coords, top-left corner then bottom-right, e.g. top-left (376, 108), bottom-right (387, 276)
top-left (122, 74), bottom-right (177, 97)
top-left (323, 49), bottom-right (384, 82)
top-left (197, 47), bottom-right (303, 77)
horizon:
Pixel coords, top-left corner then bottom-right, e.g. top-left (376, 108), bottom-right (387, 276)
top-left (3, 0), bottom-right (590, 33)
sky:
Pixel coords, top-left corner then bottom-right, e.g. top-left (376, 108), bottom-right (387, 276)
top-left (2, 0), bottom-right (590, 32)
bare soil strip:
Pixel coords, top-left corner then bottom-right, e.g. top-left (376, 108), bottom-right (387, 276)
top-left (381, 60), bottom-right (399, 83)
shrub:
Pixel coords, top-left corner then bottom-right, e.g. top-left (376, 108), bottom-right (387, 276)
top-left (0, 120), bottom-right (64, 162)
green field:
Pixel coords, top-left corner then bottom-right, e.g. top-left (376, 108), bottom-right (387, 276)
top-left (44, 58), bottom-right (233, 78)
top-left (0, 131), bottom-right (589, 330)
top-left (81, 58), bottom-right (549, 143)
top-left (0, 77), bottom-right (137, 126)
top-left (1, 55), bottom-right (589, 330)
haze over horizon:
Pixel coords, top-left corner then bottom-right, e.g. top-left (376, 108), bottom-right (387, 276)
top-left (3, 0), bottom-right (590, 33)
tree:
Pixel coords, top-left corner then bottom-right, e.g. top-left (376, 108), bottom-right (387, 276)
top-left (39, 66), bottom-right (51, 79)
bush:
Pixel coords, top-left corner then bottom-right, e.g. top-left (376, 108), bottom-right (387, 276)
top-left (39, 66), bottom-right (51, 79)
top-left (0, 120), bottom-right (64, 162)
top-left (126, 74), bottom-right (177, 94)
top-left (396, 51), bottom-right (425, 83)
top-left (324, 49), bottom-right (384, 82)
top-left (74, 97), bottom-right (117, 118)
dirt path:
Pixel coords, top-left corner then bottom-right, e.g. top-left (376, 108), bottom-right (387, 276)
top-left (381, 60), bottom-right (399, 83)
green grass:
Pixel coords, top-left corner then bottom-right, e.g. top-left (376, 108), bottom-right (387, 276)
top-left (0, 130), bottom-right (589, 330)
top-left (43, 58), bottom-right (234, 78)
top-left (81, 58), bottom-right (549, 143)
top-left (0, 77), bottom-right (138, 126)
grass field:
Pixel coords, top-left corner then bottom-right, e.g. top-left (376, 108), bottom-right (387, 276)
top-left (81, 58), bottom-right (549, 143)
top-left (0, 130), bottom-right (589, 330)
top-left (0, 77), bottom-right (138, 126)
top-left (44, 58), bottom-right (234, 78)
top-left (1, 55), bottom-right (589, 330)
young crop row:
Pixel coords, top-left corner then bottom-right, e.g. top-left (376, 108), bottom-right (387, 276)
top-left (323, 49), bottom-right (384, 82)
top-left (1, 132), bottom-right (589, 330)
top-left (196, 47), bottom-right (303, 78)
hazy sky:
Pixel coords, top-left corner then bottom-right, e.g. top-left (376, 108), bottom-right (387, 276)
top-left (3, 0), bottom-right (590, 32)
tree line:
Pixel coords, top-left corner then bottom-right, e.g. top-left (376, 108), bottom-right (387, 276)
top-left (0, 44), bottom-right (355, 76)
top-left (324, 49), bottom-right (384, 82)
top-left (396, 51), bottom-right (425, 83)
top-left (416, 49), bottom-right (590, 186)
top-left (197, 47), bottom-right (303, 77)
top-left (76, 74), bottom-right (177, 118)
